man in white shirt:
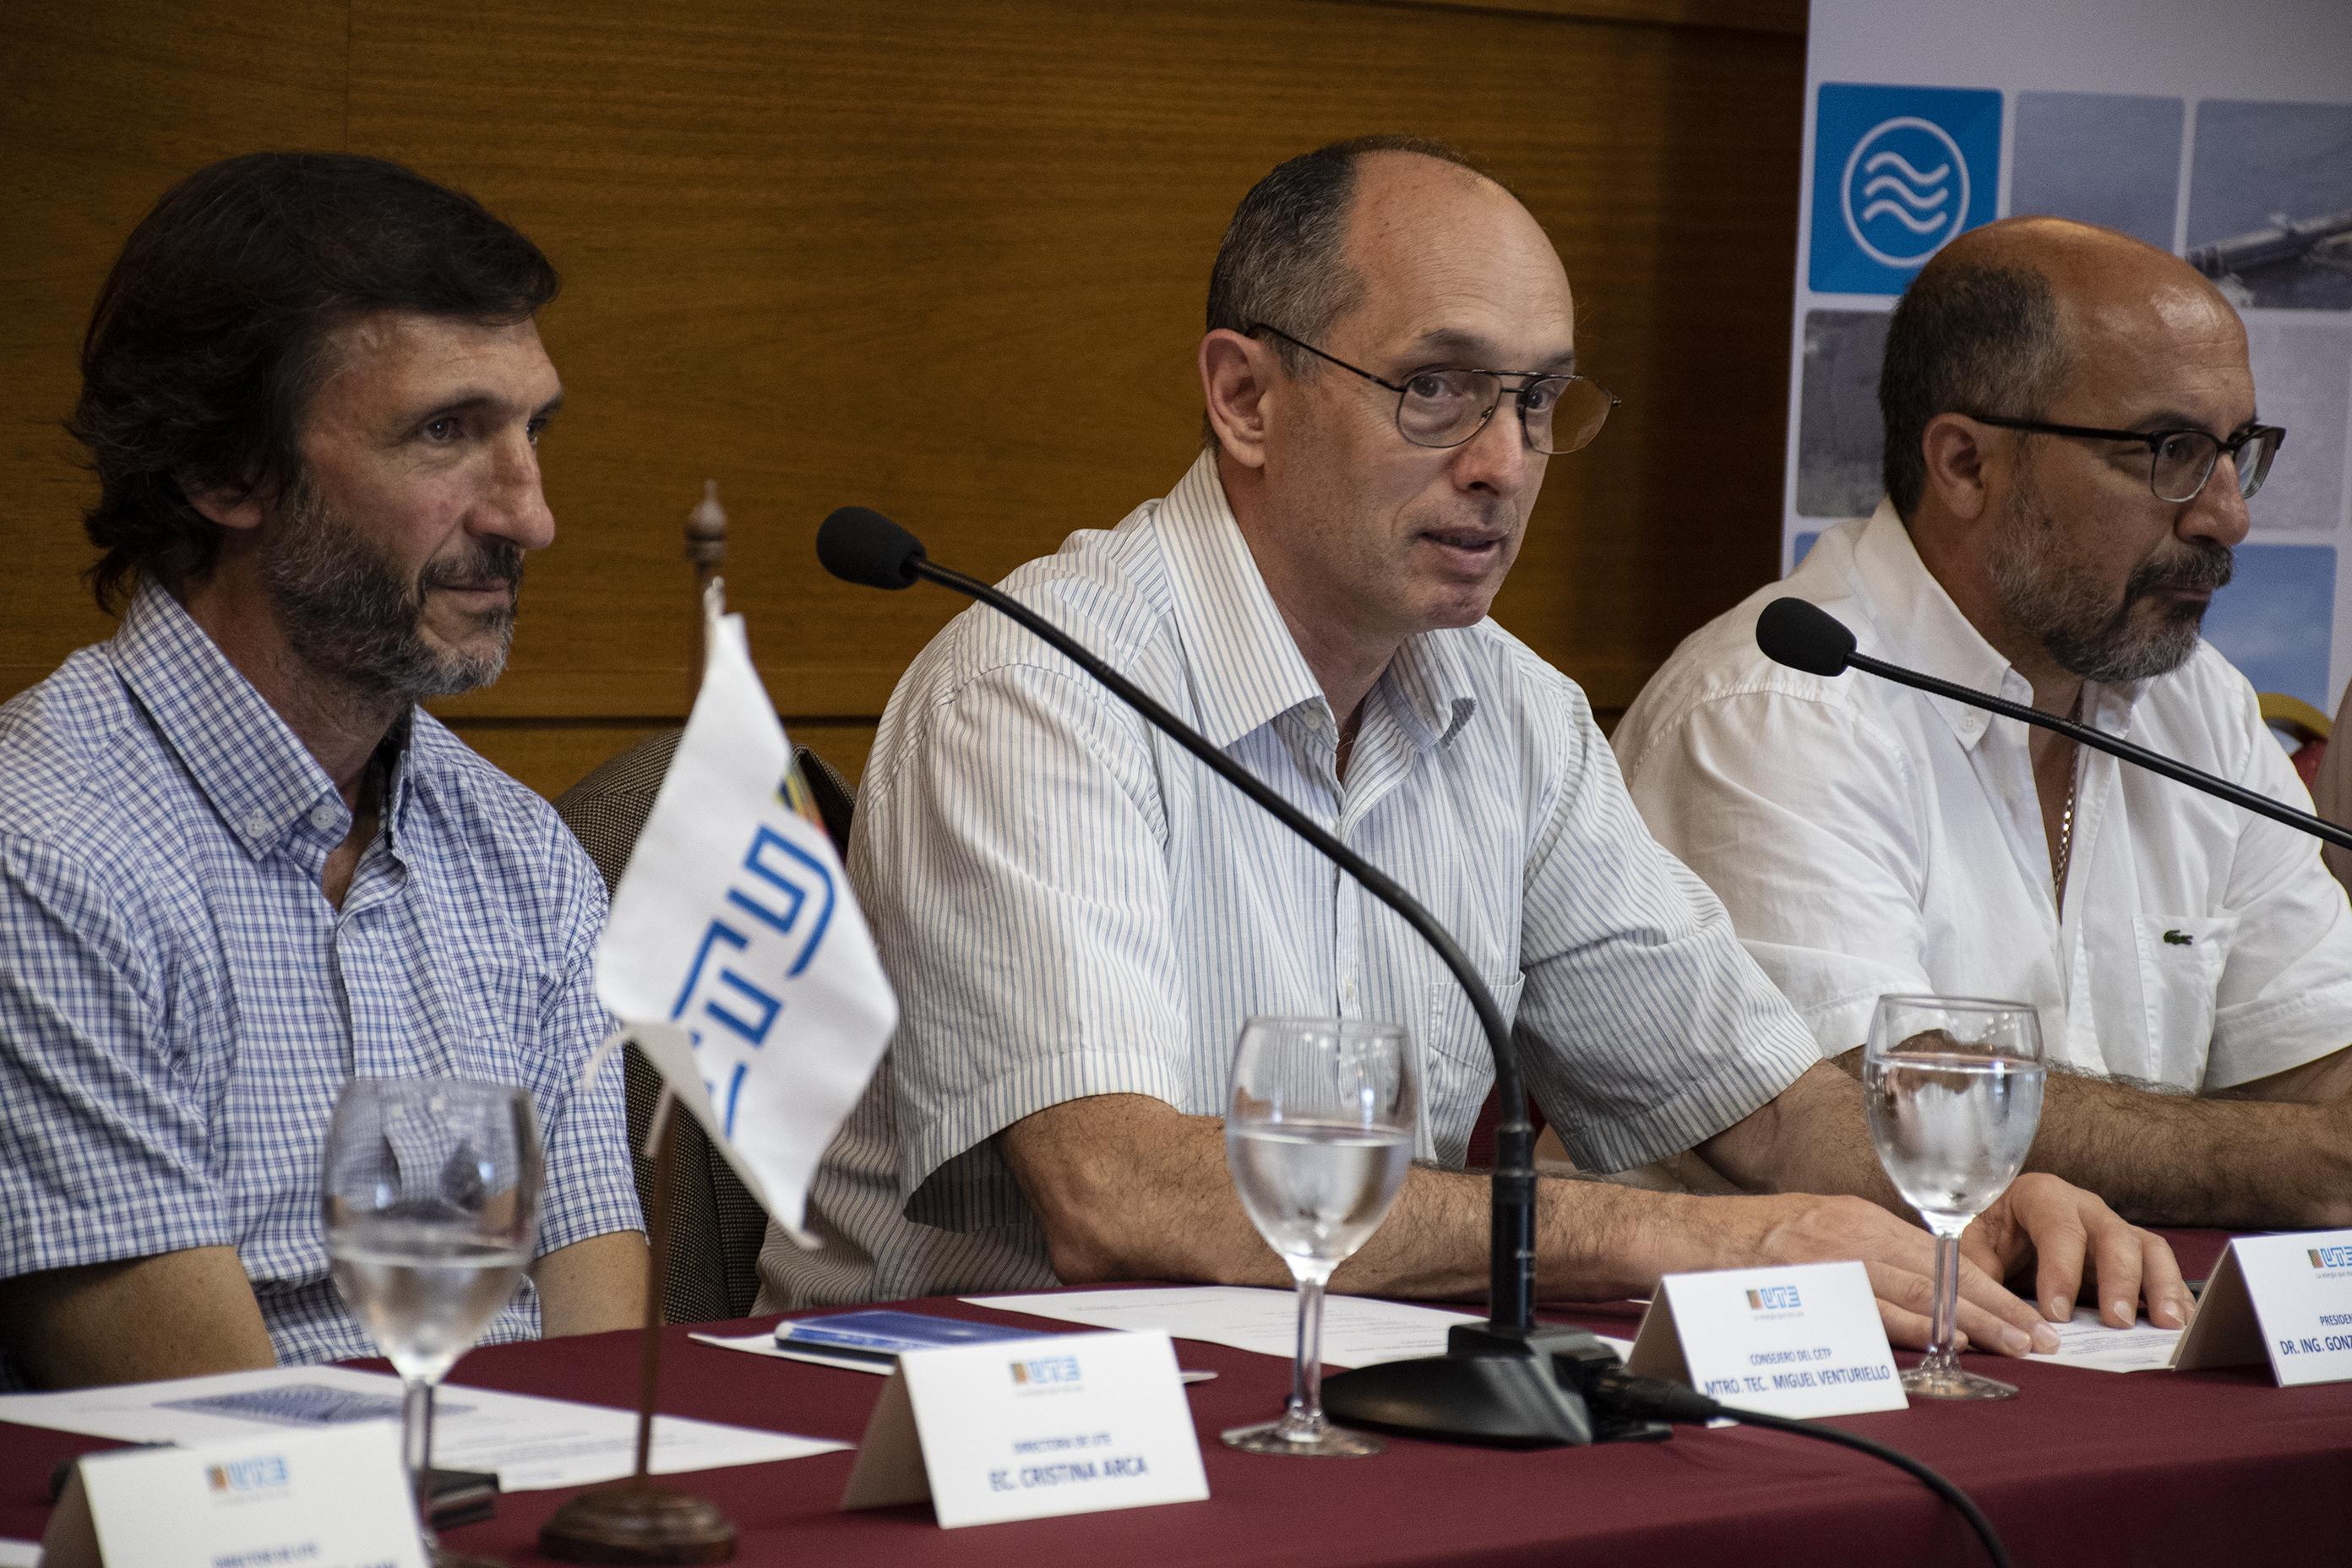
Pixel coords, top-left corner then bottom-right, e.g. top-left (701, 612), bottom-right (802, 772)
top-left (767, 146), bottom-right (2186, 1345)
top-left (1617, 216), bottom-right (2352, 1231)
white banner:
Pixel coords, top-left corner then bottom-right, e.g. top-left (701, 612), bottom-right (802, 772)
top-left (1784, 0), bottom-right (2352, 720)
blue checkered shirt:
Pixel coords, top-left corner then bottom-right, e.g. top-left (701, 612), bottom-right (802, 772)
top-left (0, 584), bottom-right (641, 1381)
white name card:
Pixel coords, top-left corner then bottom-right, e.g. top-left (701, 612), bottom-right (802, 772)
top-left (1626, 1260), bottom-right (1906, 1419)
top-left (2172, 1228), bottom-right (2352, 1387)
top-left (43, 1423), bottom-right (424, 1568)
top-left (841, 1329), bottom-right (1209, 1529)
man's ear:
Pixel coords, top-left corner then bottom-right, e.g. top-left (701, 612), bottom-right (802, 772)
top-left (1919, 412), bottom-right (1995, 522)
top-left (1200, 329), bottom-right (1274, 470)
top-left (179, 474), bottom-right (269, 533)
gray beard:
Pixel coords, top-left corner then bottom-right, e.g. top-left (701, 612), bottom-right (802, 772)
top-left (259, 477), bottom-right (521, 701)
top-left (1987, 476), bottom-right (2230, 684)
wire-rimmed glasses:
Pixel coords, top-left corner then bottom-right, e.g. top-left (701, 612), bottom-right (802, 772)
top-left (1967, 412), bottom-right (2286, 504)
top-left (1246, 323), bottom-right (1618, 455)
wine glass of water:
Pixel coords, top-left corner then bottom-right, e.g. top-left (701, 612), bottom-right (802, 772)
top-left (325, 1078), bottom-right (541, 1565)
top-left (1222, 1016), bottom-right (1418, 1457)
top-left (1864, 995), bottom-right (2046, 1401)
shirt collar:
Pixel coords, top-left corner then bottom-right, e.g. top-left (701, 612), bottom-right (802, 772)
top-left (108, 580), bottom-right (416, 859)
top-left (1848, 500), bottom-right (2031, 751)
top-left (1152, 451), bottom-right (1481, 753)
top-left (1153, 451), bottom-right (1329, 749)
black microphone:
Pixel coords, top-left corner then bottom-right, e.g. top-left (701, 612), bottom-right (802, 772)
top-left (1756, 596), bottom-right (2352, 852)
top-left (817, 506), bottom-right (926, 591)
top-left (821, 505), bottom-right (1639, 1448)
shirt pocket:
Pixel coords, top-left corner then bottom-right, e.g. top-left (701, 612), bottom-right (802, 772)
top-left (2128, 913), bottom-right (2237, 1086)
top-left (1423, 972), bottom-right (1527, 1168)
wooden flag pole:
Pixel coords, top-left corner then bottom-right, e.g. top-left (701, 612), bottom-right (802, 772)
top-left (539, 1096), bottom-right (736, 1565)
top-left (541, 487), bottom-right (738, 1565)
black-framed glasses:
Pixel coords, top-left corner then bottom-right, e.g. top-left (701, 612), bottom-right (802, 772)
top-left (1245, 323), bottom-right (1618, 455)
top-left (1967, 412), bottom-right (2286, 504)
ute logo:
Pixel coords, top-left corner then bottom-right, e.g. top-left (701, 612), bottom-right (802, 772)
top-left (1010, 1354), bottom-right (1083, 1387)
top-left (1747, 1285), bottom-right (1803, 1312)
top-left (2309, 1245), bottom-right (2352, 1271)
top-left (206, 1455), bottom-right (291, 1494)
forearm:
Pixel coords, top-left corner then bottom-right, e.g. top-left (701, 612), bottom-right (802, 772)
top-left (533, 1229), bottom-right (651, 1337)
top-left (1697, 1062), bottom-right (1908, 1212)
top-left (0, 1247), bottom-right (276, 1390)
top-left (2022, 1068), bottom-right (2352, 1228)
top-left (1001, 1094), bottom-right (1823, 1304)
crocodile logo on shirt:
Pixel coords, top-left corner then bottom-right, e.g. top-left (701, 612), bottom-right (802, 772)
top-left (2163, 929), bottom-right (2193, 946)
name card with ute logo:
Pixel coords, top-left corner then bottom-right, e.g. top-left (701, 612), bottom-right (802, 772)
top-left (44, 1423), bottom-right (423, 1568)
top-left (2173, 1228), bottom-right (2352, 1387)
top-left (841, 1328), bottom-right (1209, 1529)
top-left (1626, 1260), bottom-right (1905, 1419)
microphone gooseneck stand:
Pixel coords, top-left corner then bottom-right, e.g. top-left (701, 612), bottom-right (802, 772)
top-left (1755, 596), bottom-right (2352, 852)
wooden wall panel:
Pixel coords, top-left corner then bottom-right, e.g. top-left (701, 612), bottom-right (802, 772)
top-left (0, 3), bottom-right (350, 689)
top-left (3, 0), bottom-right (1805, 800)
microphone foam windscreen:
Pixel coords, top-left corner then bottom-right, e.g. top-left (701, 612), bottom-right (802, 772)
top-left (1755, 596), bottom-right (1856, 678)
top-left (817, 506), bottom-right (927, 591)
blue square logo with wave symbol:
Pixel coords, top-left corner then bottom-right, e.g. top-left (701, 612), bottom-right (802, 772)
top-left (1811, 83), bottom-right (2002, 295)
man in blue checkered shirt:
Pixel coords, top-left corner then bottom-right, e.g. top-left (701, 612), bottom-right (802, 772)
top-left (0, 154), bottom-right (646, 1388)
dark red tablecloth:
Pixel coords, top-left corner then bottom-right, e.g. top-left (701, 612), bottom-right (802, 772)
top-left (10, 1233), bottom-right (2348, 1566)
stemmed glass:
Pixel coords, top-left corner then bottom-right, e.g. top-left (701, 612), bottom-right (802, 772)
top-left (324, 1078), bottom-right (541, 1567)
top-left (1863, 995), bottom-right (2047, 1400)
top-left (1222, 1016), bottom-right (1418, 1456)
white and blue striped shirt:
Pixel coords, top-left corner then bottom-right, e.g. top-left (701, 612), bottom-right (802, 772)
top-left (0, 584), bottom-right (641, 1380)
top-left (760, 453), bottom-right (1817, 1308)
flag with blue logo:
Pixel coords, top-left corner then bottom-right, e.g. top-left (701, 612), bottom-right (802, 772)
top-left (593, 585), bottom-right (896, 1246)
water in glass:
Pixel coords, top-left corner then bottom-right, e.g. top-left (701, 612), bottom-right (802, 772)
top-left (1863, 997), bottom-right (2045, 1401)
top-left (1222, 1017), bottom-right (1417, 1458)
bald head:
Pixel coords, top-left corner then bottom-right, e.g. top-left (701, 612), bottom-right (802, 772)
top-left (1206, 138), bottom-right (1514, 372)
top-left (1881, 217), bottom-right (2248, 519)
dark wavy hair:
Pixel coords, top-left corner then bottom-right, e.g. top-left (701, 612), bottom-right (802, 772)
top-left (70, 152), bottom-right (559, 612)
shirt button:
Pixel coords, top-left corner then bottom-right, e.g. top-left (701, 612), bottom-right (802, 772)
top-left (309, 803), bottom-right (339, 831)
top-left (242, 812), bottom-right (271, 840)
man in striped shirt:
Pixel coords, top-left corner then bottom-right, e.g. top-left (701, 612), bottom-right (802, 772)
top-left (0, 155), bottom-right (645, 1388)
top-left (766, 139), bottom-right (2186, 1351)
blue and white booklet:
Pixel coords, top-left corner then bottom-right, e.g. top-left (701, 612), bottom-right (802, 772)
top-left (774, 1310), bottom-right (1051, 1364)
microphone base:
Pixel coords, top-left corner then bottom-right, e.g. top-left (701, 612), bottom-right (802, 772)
top-left (1319, 1323), bottom-right (1674, 1449)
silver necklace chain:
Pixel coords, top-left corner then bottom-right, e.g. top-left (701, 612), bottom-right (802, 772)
top-left (2053, 689), bottom-right (2086, 909)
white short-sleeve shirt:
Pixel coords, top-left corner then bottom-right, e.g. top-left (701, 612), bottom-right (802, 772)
top-left (1614, 503), bottom-right (2352, 1090)
top-left (757, 453), bottom-right (1820, 1309)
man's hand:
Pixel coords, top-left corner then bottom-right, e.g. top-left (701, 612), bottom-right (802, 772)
top-left (1724, 1193), bottom-right (2061, 1355)
top-left (1964, 1172), bottom-right (2191, 1329)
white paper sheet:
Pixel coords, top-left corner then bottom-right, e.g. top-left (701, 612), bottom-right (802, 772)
top-left (0, 1540), bottom-right (41, 1567)
top-left (965, 1287), bottom-right (1633, 1368)
top-left (0, 1365), bottom-right (845, 1491)
top-left (2021, 1308), bottom-right (2187, 1373)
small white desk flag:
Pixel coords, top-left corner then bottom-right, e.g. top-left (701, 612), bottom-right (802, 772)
top-left (593, 583), bottom-right (897, 1244)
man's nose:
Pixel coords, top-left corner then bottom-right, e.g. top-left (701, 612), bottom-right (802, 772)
top-left (2181, 454), bottom-right (2251, 550)
top-left (472, 430), bottom-right (556, 551)
top-left (1451, 395), bottom-right (1537, 495)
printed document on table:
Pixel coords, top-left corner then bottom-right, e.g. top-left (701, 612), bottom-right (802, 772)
top-left (965, 1286), bottom-right (1633, 1367)
top-left (0, 1365), bottom-right (845, 1490)
top-left (689, 1329), bottom-right (1219, 1382)
top-left (2022, 1309), bottom-right (2186, 1373)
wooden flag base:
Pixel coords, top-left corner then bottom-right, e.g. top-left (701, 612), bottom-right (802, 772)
top-left (540, 1094), bottom-right (736, 1565)
top-left (538, 1482), bottom-right (736, 1565)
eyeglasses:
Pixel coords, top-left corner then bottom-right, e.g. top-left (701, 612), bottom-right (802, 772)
top-left (1966, 412), bottom-right (2287, 504)
top-left (1244, 323), bottom-right (1618, 455)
